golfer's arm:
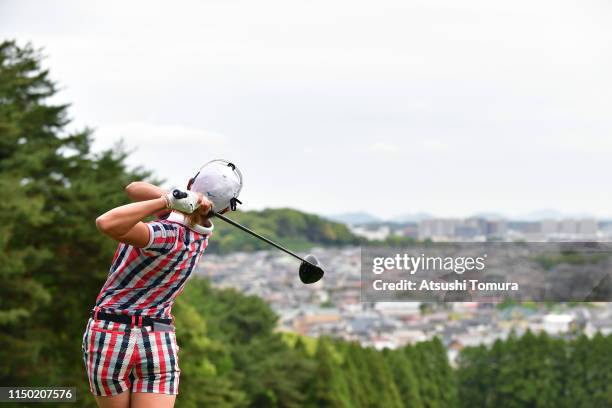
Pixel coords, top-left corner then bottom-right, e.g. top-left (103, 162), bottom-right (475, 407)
top-left (96, 197), bottom-right (168, 247)
top-left (125, 181), bottom-right (166, 202)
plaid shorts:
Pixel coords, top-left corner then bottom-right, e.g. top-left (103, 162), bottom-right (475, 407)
top-left (81, 317), bottom-right (180, 396)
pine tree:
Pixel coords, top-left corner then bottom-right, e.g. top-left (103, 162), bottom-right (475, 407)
top-left (351, 347), bottom-right (402, 408)
top-left (456, 344), bottom-right (491, 407)
top-left (340, 342), bottom-right (372, 408)
top-left (429, 337), bottom-right (457, 407)
top-left (0, 40), bottom-right (150, 405)
top-left (383, 348), bottom-right (423, 408)
top-left (308, 337), bottom-right (352, 408)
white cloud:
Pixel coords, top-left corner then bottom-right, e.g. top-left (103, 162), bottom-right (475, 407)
top-left (367, 142), bottom-right (402, 156)
top-left (95, 122), bottom-right (226, 149)
top-left (93, 122), bottom-right (231, 187)
top-left (421, 139), bottom-right (449, 152)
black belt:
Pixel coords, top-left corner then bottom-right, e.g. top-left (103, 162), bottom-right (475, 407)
top-left (90, 311), bottom-right (172, 327)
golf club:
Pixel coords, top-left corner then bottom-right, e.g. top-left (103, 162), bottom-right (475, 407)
top-left (172, 189), bottom-right (325, 283)
top-left (212, 211), bottom-right (325, 284)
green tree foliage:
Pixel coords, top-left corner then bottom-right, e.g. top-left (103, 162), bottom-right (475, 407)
top-left (383, 347), bottom-right (423, 408)
top-left (456, 330), bottom-right (612, 408)
top-left (341, 343), bottom-right (372, 407)
top-left (178, 279), bottom-right (316, 408)
top-left (295, 336), bottom-right (453, 408)
top-left (408, 338), bottom-right (457, 408)
top-left (565, 333), bottom-right (612, 407)
top-left (308, 337), bottom-right (352, 408)
top-left (176, 281), bottom-right (456, 408)
top-left (172, 298), bottom-right (245, 407)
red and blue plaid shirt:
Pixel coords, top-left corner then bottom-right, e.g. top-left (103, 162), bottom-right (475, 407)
top-left (94, 212), bottom-right (212, 319)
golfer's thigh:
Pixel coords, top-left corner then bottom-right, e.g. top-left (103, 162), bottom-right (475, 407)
top-left (130, 392), bottom-right (176, 408)
top-left (95, 390), bottom-right (131, 408)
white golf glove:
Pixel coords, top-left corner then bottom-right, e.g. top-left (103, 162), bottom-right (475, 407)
top-left (164, 189), bottom-right (200, 214)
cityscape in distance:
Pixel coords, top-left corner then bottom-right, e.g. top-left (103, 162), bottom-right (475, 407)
top-left (198, 209), bottom-right (612, 365)
top-left (327, 210), bottom-right (612, 242)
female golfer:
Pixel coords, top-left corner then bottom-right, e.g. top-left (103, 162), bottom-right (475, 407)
top-left (82, 160), bottom-right (243, 408)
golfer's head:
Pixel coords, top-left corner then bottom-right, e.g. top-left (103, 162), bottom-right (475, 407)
top-left (187, 159), bottom-right (243, 214)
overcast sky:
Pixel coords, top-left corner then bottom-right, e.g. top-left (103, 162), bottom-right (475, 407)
top-left (2, 0), bottom-right (611, 219)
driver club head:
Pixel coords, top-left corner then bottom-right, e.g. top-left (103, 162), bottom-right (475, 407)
top-left (299, 254), bottom-right (325, 284)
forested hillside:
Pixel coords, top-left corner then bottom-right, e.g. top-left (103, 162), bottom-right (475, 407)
top-left (457, 330), bottom-right (612, 408)
top-left (174, 279), bottom-right (456, 408)
top-left (207, 208), bottom-right (362, 254)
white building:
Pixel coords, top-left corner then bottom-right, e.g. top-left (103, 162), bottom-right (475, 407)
top-left (539, 218), bottom-right (599, 240)
top-left (418, 218), bottom-right (461, 240)
top-left (542, 314), bottom-right (574, 334)
top-left (350, 225), bottom-right (390, 240)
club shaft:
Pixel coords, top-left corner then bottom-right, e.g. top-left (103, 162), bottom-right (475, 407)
top-left (213, 212), bottom-right (307, 263)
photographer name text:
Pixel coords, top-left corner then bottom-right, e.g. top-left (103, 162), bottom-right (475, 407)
top-left (372, 279), bottom-right (519, 291)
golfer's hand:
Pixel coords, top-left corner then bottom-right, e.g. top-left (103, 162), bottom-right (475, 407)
top-left (165, 189), bottom-right (200, 214)
top-left (196, 194), bottom-right (213, 216)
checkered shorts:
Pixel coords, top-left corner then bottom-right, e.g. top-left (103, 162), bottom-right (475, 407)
top-left (81, 317), bottom-right (180, 396)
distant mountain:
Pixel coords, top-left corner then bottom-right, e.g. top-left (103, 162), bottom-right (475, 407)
top-left (392, 213), bottom-right (434, 223)
top-left (327, 209), bottom-right (600, 224)
top-left (326, 212), bottom-right (381, 225)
